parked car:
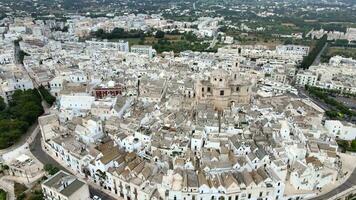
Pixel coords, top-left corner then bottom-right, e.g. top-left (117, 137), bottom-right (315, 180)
top-left (92, 195), bottom-right (102, 200)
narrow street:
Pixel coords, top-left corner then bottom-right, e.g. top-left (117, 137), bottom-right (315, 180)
top-left (30, 132), bottom-right (116, 200)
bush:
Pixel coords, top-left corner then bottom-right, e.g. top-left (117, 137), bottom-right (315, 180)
top-left (0, 189), bottom-right (6, 200)
top-left (337, 140), bottom-right (356, 152)
top-left (14, 182), bottom-right (27, 199)
top-left (44, 164), bottom-right (59, 175)
top-left (28, 190), bottom-right (44, 200)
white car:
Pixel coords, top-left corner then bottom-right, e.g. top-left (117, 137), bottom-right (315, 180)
top-left (92, 195), bottom-right (102, 200)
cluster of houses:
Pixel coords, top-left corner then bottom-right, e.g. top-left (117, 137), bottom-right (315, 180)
top-left (306, 28), bottom-right (356, 42)
top-left (296, 56), bottom-right (356, 94)
top-left (0, 16), bottom-right (353, 200)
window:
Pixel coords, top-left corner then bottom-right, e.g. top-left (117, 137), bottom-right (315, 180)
top-left (220, 90), bottom-right (224, 96)
top-left (259, 192), bottom-right (263, 197)
top-left (236, 87), bottom-right (240, 92)
top-left (248, 194), bottom-right (251, 199)
top-left (219, 79), bottom-right (223, 82)
top-left (207, 87), bottom-right (211, 92)
top-left (202, 87), bottom-right (204, 92)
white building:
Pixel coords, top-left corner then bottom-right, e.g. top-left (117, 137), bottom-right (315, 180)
top-left (131, 45), bottom-right (155, 58)
top-left (59, 95), bottom-right (95, 111)
top-left (42, 170), bottom-right (90, 200)
top-left (276, 45), bottom-right (309, 57)
top-left (75, 118), bottom-right (104, 144)
top-left (325, 120), bottom-right (356, 140)
top-left (0, 72), bottom-right (34, 103)
top-left (295, 71), bottom-right (317, 86)
top-left (86, 40), bottom-right (129, 52)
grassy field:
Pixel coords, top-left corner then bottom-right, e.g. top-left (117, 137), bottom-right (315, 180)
top-left (234, 33), bottom-right (287, 48)
top-left (321, 47), bottom-right (356, 63)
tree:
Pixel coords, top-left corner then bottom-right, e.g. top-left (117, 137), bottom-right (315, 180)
top-left (306, 86), bottom-right (355, 120)
top-left (90, 28), bottom-right (145, 40)
top-left (0, 97), bottom-right (6, 111)
top-left (96, 169), bottom-right (107, 187)
top-left (94, 29), bottom-right (106, 39)
top-left (300, 34), bottom-right (327, 69)
top-left (351, 140), bottom-right (356, 150)
top-left (334, 39), bottom-right (349, 46)
top-left (183, 31), bottom-right (198, 42)
top-left (155, 30), bottom-right (165, 39)
top-left (28, 190), bottom-right (43, 200)
top-left (44, 164), bottom-right (59, 175)
top-left (39, 86), bottom-right (56, 105)
top-left (110, 28), bottom-right (125, 39)
top-left (325, 110), bottom-right (339, 119)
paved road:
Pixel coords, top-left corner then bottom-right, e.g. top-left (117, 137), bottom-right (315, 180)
top-left (309, 169), bottom-right (356, 200)
top-left (207, 33), bottom-right (218, 49)
top-left (30, 132), bottom-right (116, 200)
top-left (299, 88), bottom-right (356, 199)
top-left (298, 88), bottom-right (330, 111)
top-left (312, 42), bottom-right (328, 66)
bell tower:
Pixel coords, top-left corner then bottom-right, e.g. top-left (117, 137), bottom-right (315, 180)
top-left (232, 59), bottom-right (240, 81)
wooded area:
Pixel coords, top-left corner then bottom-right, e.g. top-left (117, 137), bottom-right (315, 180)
top-left (0, 89), bottom-right (43, 149)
